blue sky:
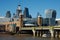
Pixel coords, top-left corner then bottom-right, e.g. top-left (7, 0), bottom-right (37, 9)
top-left (0, 0), bottom-right (60, 18)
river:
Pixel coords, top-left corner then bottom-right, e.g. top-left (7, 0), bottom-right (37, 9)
top-left (0, 34), bottom-right (60, 40)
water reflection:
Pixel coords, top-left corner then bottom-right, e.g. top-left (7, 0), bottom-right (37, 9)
top-left (0, 34), bottom-right (60, 40)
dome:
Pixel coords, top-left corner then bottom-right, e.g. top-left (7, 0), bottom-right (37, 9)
top-left (17, 5), bottom-right (21, 10)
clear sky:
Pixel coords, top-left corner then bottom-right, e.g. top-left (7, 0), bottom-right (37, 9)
top-left (0, 0), bottom-right (60, 18)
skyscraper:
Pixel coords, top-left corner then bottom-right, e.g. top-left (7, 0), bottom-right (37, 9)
top-left (45, 9), bottom-right (56, 18)
top-left (45, 9), bottom-right (56, 26)
top-left (23, 7), bottom-right (30, 18)
top-left (5, 11), bottom-right (11, 18)
top-left (16, 5), bottom-right (22, 18)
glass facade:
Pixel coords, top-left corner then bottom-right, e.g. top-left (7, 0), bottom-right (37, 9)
top-left (42, 18), bottom-right (55, 26)
top-left (23, 7), bottom-right (30, 18)
top-left (45, 9), bottom-right (56, 26)
top-left (23, 7), bottom-right (32, 18)
top-left (45, 9), bottom-right (56, 19)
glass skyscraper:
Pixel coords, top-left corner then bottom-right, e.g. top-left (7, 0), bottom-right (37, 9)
top-left (45, 9), bottom-right (56, 26)
top-left (45, 9), bottom-right (56, 19)
top-left (23, 7), bottom-right (29, 18)
top-left (5, 11), bottom-right (11, 18)
top-left (23, 7), bottom-right (32, 18)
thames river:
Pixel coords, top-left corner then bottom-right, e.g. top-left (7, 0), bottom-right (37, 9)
top-left (0, 34), bottom-right (60, 40)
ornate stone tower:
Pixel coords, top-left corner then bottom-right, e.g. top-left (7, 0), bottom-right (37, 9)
top-left (19, 13), bottom-right (23, 28)
top-left (37, 15), bottom-right (42, 26)
top-left (16, 5), bottom-right (22, 18)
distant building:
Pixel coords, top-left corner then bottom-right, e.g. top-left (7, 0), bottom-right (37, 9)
top-left (23, 7), bottom-right (32, 18)
top-left (16, 5), bottom-right (22, 18)
top-left (29, 14), bottom-right (32, 18)
top-left (45, 9), bottom-right (56, 18)
top-left (0, 4), bottom-right (59, 32)
top-left (23, 18), bottom-right (37, 27)
top-left (13, 13), bottom-right (16, 18)
top-left (55, 19), bottom-right (60, 25)
top-left (45, 9), bottom-right (56, 26)
top-left (42, 18), bottom-right (55, 26)
top-left (5, 11), bottom-right (11, 18)
top-left (37, 14), bottom-right (42, 26)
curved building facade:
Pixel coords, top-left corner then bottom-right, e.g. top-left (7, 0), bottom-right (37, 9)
top-left (45, 9), bottom-right (56, 26)
top-left (45, 9), bottom-right (56, 18)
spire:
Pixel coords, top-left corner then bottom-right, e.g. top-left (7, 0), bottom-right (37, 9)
top-left (37, 12), bottom-right (42, 17)
top-left (17, 4), bottom-right (21, 10)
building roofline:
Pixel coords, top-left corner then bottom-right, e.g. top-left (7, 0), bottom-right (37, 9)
top-left (56, 18), bottom-right (60, 21)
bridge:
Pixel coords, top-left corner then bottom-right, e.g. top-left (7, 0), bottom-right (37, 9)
top-left (20, 26), bottom-right (60, 38)
top-left (0, 21), bottom-right (60, 38)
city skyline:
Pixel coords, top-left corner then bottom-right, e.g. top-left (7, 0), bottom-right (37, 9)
top-left (0, 0), bottom-right (60, 18)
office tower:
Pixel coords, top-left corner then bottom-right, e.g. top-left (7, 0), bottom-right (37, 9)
top-left (16, 5), bottom-right (22, 18)
top-left (45, 9), bottom-right (56, 18)
top-left (23, 7), bottom-right (30, 18)
top-left (45, 9), bottom-right (56, 26)
top-left (5, 11), bottom-right (11, 18)
top-left (29, 14), bottom-right (32, 18)
top-left (42, 18), bottom-right (55, 26)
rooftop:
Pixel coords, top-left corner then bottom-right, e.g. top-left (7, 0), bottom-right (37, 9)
top-left (56, 18), bottom-right (60, 21)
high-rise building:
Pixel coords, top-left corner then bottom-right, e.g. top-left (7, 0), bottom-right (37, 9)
top-left (45, 9), bottom-right (56, 18)
top-left (42, 18), bottom-right (55, 26)
top-left (29, 14), bottom-right (32, 18)
top-left (16, 5), bottom-right (22, 18)
top-left (23, 7), bottom-right (30, 18)
top-left (5, 11), bottom-right (11, 18)
top-left (45, 9), bottom-right (56, 26)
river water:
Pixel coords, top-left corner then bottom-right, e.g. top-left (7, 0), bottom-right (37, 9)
top-left (0, 36), bottom-right (60, 40)
top-left (0, 34), bottom-right (60, 40)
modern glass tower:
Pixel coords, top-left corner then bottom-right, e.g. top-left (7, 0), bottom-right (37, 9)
top-left (45, 9), bottom-right (56, 26)
top-left (45, 9), bottom-right (56, 19)
top-left (23, 7), bottom-right (30, 18)
top-left (5, 11), bottom-right (11, 18)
